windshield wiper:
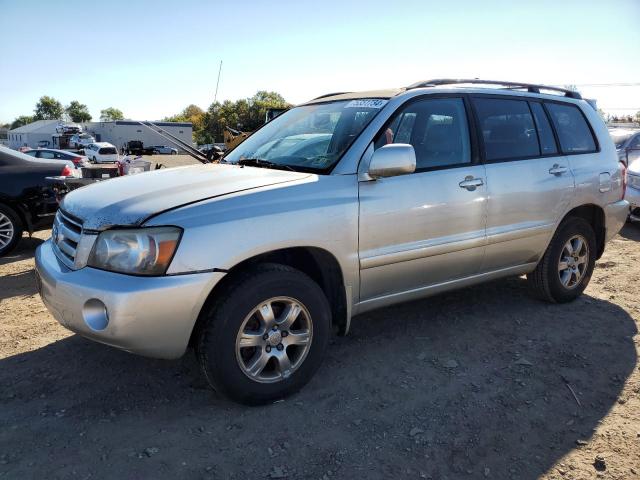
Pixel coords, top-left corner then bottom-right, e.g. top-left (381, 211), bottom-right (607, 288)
top-left (237, 158), bottom-right (296, 172)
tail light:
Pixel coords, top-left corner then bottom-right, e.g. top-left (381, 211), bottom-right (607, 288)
top-left (620, 161), bottom-right (627, 200)
top-left (61, 165), bottom-right (74, 177)
top-left (72, 156), bottom-right (83, 165)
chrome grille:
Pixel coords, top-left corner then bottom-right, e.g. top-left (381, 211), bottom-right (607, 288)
top-left (52, 210), bottom-right (83, 268)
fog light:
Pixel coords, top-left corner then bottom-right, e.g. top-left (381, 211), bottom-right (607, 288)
top-left (83, 299), bottom-right (109, 331)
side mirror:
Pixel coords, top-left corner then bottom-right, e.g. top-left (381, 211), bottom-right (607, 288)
top-left (368, 144), bottom-right (416, 178)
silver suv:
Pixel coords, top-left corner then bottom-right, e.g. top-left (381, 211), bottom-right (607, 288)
top-left (35, 79), bottom-right (629, 404)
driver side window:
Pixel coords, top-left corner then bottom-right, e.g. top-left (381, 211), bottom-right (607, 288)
top-left (374, 97), bottom-right (471, 171)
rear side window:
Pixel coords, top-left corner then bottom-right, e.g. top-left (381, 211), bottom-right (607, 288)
top-left (99, 147), bottom-right (117, 154)
top-left (546, 103), bottom-right (596, 154)
top-left (529, 102), bottom-right (558, 155)
top-left (473, 98), bottom-right (539, 161)
top-left (374, 97), bottom-right (471, 170)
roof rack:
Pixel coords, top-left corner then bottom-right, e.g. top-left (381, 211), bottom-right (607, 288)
top-left (312, 92), bottom-right (352, 100)
top-left (407, 78), bottom-right (582, 99)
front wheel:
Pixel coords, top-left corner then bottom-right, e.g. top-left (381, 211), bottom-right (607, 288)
top-left (195, 263), bottom-right (331, 405)
top-left (527, 217), bottom-right (596, 303)
top-left (0, 204), bottom-right (23, 257)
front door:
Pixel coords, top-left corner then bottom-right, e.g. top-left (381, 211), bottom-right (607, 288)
top-left (358, 97), bottom-right (487, 302)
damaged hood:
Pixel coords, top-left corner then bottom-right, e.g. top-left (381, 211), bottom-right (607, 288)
top-left (62, 163), bottom-right (310, 230)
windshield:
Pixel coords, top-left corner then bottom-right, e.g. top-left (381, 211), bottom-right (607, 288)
top-left (610, 131), bottom-right (635, 149)
top-left (224, 99), bottom-right (387, 172)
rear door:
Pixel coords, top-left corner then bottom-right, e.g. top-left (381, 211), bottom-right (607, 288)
top-left (473, 96), bottom-right (575, 271)
top-left (358, 96), bottom-right (487, 301)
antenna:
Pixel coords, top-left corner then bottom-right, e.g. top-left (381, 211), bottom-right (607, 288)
top-left (213, 60), bottom-right (223, 105)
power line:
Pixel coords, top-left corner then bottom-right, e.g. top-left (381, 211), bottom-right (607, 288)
top-left (572, 83), bottom-right (640, 87)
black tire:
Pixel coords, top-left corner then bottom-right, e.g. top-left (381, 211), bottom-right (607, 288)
top-left (527, 217), bottom-right (596, 303)
top-left (0, 204), bottom-right (23, 257)
top-left (195, 263), bottom-right (331, 405)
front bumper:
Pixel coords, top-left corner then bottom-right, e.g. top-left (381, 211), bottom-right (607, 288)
top-left (35, 240), bottom-right (225, 359)
top-left (625, 185), bottom-right (640, 221)
top-left (604, 200), bottom-right (630, 241)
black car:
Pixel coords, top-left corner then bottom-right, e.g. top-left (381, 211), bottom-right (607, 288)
top-left (0, 146), bottom-right (73, 256)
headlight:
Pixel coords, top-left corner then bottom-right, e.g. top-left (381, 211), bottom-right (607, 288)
top-left (88, 226), bottom-right (182, 275)
top-left (629, 173), bottom-right (640, 190)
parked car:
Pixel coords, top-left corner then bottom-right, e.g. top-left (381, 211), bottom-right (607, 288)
top-left (56, 123), bottom-right (82, 134)
top-left (609, 128), bottom-right (640, 166)
top-left (626, 157), bottom-right (640, 222)
top-left (0, 146), bottom-right (73, 256)
top-left (84, 143), bottom-right (119, 163)
top-left (69, 133), bottom-right (96, 149)
top-left (36, 79), bottom-right (628, 405)
top-left (24, 148), bottom-right (89, 168)
top-left (151, 145), bottom-right (178, 155)
top-left (125, 140), bottom-right (154, 156)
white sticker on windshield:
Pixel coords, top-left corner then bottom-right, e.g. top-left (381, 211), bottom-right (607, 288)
top-left (345, 99), bottom-right (388, 109)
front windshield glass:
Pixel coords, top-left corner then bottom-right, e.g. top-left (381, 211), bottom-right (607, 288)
top-left (611, 132), bottom-right (633, 149)
top-left (224, 99), bottom-right (387, 172)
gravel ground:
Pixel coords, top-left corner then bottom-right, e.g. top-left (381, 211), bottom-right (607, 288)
top-left (1, 218), bottom-right (639, 479)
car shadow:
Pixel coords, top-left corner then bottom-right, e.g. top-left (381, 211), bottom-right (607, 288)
top-left (0, 269), bottom-right (38, 301)
top-left (0, 277), bottom-right (636, 479)
top-left (618, 221), bottom-right (640, 241)
top-left (0, 235), bottom-right (44, 266)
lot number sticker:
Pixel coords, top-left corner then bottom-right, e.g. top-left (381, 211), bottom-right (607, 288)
top-left (345, 99), bottom-right (388, 109)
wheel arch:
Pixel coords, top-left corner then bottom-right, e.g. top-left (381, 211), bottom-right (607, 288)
top-left (559, 204), bottom-right (606, 259)
top-left (0, 200), bottom-right (30, 233)
top-left (189, 246), bottom-right (349, 347)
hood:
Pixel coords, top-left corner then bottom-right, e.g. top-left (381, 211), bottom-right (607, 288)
top-left (62, 163), bottom-right (310, 230)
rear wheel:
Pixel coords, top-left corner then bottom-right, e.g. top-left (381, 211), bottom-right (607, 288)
top-left (527, 217), bottom-right (596, 303)
top-left (195, 263), bottom-right (331, 405)
top-left (0, 204), bottom-right (23, 257)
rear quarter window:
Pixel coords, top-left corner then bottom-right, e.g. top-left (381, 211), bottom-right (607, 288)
top-left (546, 103), bottom-right (597, 154)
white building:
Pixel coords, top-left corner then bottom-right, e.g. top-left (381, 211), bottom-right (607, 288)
top-left (7, 120), bottom-right (193, 151)
top-left (85, 121), bottom-right (193, 152)
top-left (7, 120), bottom-right (60, 149)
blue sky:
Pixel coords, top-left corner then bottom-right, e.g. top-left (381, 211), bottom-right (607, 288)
top-left (1, 0), bottom-right (638, 123)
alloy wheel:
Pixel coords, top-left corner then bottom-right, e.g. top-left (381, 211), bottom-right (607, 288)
top-left (235, 296), bottom-right (313, 383)
top-left (558, 234), bottom-right (589, 289)
top-left (0, 212), bottom-right (15, 250)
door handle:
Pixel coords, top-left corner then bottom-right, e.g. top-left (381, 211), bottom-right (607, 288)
top-left (549, 164), bottom-right (568, 176)
top-left (458, 176), bottom-right (484, 191)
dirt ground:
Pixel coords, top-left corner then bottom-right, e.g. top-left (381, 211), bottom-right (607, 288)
top-left (1, 219), bottom-right (639, 479)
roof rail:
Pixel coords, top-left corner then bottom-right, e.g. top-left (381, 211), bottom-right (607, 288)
top-left (312, 92), bottom-right (352, 100)
top-left (407, 78), bottom-right (582, 99)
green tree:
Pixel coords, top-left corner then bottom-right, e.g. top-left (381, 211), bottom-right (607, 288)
top-left (65, 101), bottom-right (92, 122)
top-left (100, 107), bottom-right (124, 121)
top-left (202, 91), bottom-right (290, 142)
top-left (10, 115), bottom-right (34, 130)
top-left (34, 95), bottom-right (63, 120)
top-left (164, 104), bottom-right (207, 143)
